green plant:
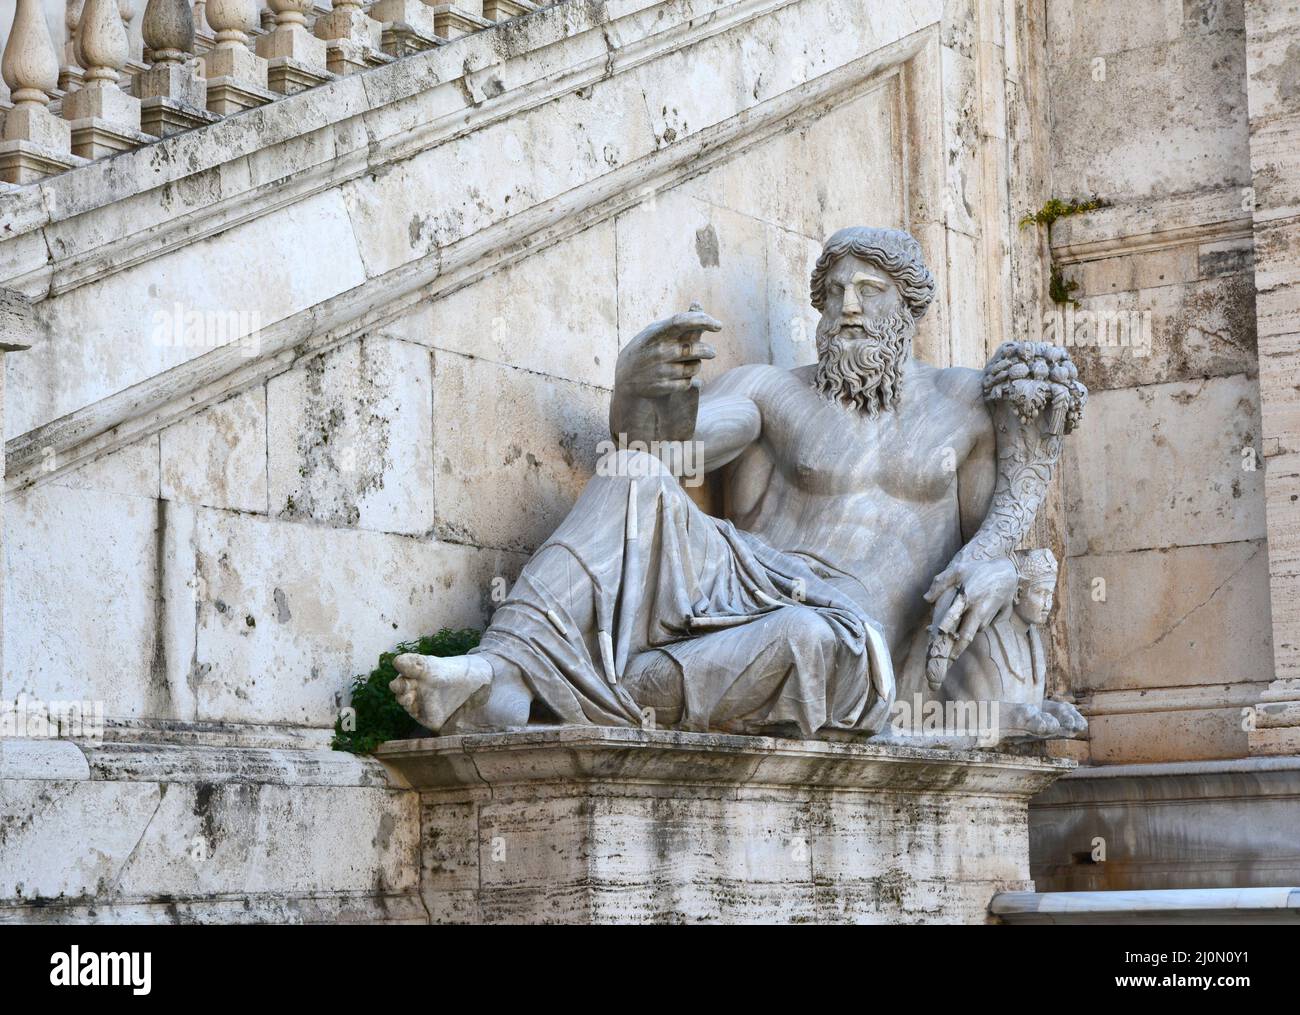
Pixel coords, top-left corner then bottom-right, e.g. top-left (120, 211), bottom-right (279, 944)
top-left (1018, 195), bottom-right (1109, 230)
top-left (331, 627), bottom-right (482, 754)
top-left (1020, 195), bottom-right (1109, 306)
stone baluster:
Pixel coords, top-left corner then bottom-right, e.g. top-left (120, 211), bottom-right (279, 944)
top-left (256, 0), bottom-right (331, 93)
top-left (118, 0), bottom-right (146, 71)
top-left (313, 0), bottom-right (392, 74)
top-left (60, 0), bottom-right (86, 93)
top-left (192, 0), bottom-right (216, 53)
top-left (137, 0), bottom-right (219, 135)
top-left (62, 0), bottom-right (150, 157)
top-left (1, 0), bottom-right (83, 182)
top-left (201, 0), bottom-right (273, 113)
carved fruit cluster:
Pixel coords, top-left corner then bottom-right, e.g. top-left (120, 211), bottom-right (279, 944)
top-left (982, 341), bottom-right (1088, 434)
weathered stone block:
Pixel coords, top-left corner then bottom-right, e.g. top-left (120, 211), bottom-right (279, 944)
top-left (615, 188), bottom-right (769, 381)
top-left (268, 338), bottom-right (433, 534)
top-left (183, 505), bottom-right (522, 724)
top-left (161, 387), bottom-right (269, 514)
top-left (1066, 539), bottom-right (1274, 694)
top-left (1062, 375), bottom-right (1268, 555)
top-left (1065, 272), bottom-right (1258, 391)
top-left (3, 485), bottom-right (165, 718)
top-left (1048, 31), bottom-right (1250, 201)
top-left (1030, 757), bottom-right (1300, 891)
top-left (416, 221), bottom-right (619, 389)
top-left (430, 350), bottom-right (607, 552)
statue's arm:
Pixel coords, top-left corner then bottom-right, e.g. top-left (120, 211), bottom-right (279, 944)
top-left (695, 388), bottom-right (762, 472)
top-left (956, 412), bottom-right (997, 544)
top-left (924, 343), bottom-right (1087, 683)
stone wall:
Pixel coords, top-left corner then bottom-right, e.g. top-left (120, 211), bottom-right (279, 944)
top-left (1045, 0), bottom-right (1274, 763)
top-left (2, 0), bottom-right (1041, 920)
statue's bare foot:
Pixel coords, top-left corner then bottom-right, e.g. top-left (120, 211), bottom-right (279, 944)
top-left (442, 657), bottom-right (534, 734)
top-left (390, 654), bottom-right (494, 734)
top-left (1000, 703), bottom-right (1061, 739)
top-left (1041, 699), bottom-right (1088, 737)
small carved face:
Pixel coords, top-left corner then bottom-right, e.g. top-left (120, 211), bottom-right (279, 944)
top-left (1014, 581), bottom-right (1055, 626)
top-left (818, 254), bottom-right (906, 337)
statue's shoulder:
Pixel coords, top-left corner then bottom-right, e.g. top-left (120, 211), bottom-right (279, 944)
top-left (929, 362), bottom-right (984, 403)
top-left (705, 362), bottom-right (793, 400)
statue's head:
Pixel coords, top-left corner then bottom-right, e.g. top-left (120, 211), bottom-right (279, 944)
top-left (1011, 548), bottom-right (1058, 626)
top-left (810, 227), bottom-right (936, 416)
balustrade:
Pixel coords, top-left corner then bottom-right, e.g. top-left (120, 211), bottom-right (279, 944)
top-left (0, 0), bottom-right (555, 182)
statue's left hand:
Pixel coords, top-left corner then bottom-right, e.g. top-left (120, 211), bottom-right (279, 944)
top-left (924, 556), bottom-right (1018, 658)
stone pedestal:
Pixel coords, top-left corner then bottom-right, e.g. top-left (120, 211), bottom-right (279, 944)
top-left (256, 24), bottom-right (333, 95)
top-left (424, 4), bottom-right (492, 39)
top-left (202, 44), bottom-right (275, 115)
top-left (481, 0), bottom-right (536, 21)
top-left (61, 81), bottom-right (153, 160)
top-left (0, 105), bottom-right (85, 184)
top-left (375, 727), bottom-right (1070, 924)
top-left (370, 0), bottom-right (444, 56)
top-left (136, 62), bottom-right (221, 137)
top-left (313, 7), bottom-right (393, 75)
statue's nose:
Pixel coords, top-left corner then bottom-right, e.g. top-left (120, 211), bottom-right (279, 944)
top-left (841, 284), bottom-right (862, 317)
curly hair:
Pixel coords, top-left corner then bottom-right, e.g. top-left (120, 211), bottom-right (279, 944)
top-left (810, 227), bottom-right (936, 322)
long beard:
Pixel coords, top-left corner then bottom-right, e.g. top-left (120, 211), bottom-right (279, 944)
top-left (813, 309), bottom-right (912, 416)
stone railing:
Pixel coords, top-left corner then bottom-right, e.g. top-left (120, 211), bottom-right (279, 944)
top-left (0, 0), bottom-right (547, 184)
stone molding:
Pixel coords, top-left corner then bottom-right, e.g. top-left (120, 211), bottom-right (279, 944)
top-left (377, 725), bottom-right (1072, 796)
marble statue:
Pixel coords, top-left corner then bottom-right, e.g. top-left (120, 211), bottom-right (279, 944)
top-left (931, 547), bottom-right (1088, 739)
top-left (389, 226), bottom-right (1088, 740)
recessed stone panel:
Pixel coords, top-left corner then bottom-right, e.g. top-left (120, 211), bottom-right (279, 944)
top-left (431, 350), bottom-right (608, 553)
top-left (1063, 375), bottom-right (1268, 555)
top-left (268, 337), bottom-right (434, 535)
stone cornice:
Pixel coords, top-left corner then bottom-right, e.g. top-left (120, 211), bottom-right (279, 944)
top-left (375, 726), bottom-right (1071, 797)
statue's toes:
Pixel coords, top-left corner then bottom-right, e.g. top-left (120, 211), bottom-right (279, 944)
top-left (388, 675), bottom-right (418, 715)
top-left (393, 653), bottom-right (430, 680)
top-left (1027, 710), bottom-right (1061, 738)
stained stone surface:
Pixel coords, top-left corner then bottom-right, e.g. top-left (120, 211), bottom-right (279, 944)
top-left (377, 727), bottom-right (1070, 924)
top-left (1030, 757), bottom-right (1300, 893)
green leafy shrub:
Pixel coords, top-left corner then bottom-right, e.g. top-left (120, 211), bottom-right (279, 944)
top-left (1019, 195), bottom-right (1108, 306)
top-left (331, 627), bottom-right (481, 754)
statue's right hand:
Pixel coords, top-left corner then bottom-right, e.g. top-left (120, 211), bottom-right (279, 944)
top-left (615, 307), bottom-right (722, 399)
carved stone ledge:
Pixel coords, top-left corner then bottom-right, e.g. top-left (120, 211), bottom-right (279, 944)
top-left (376, 727), bottom-right (1069, 924)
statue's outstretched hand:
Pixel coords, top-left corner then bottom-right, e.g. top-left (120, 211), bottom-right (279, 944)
top-left (924, 556), bottom-right (1018, 659)
top-left (615, 305), bottom-right (721, 399)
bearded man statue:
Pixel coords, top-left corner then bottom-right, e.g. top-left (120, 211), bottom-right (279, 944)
top-left (388, 226), bottom-right (1087, 739)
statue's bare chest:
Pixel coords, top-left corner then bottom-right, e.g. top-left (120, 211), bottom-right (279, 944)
top-left (755, 382), bottom-right (963, 502)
